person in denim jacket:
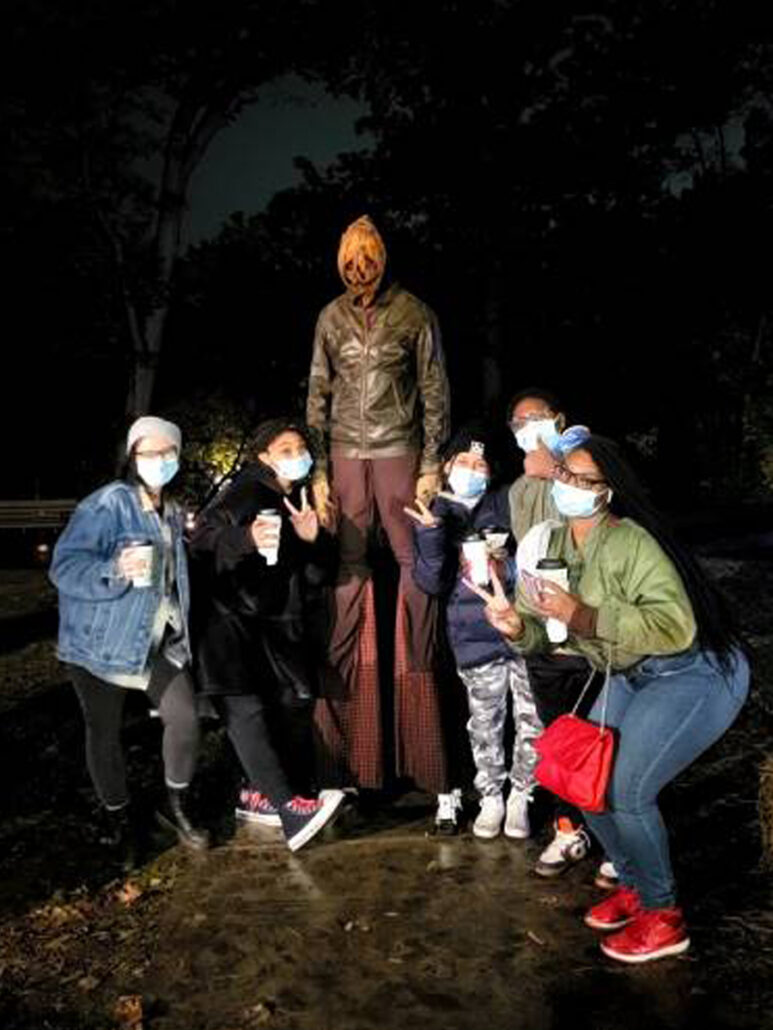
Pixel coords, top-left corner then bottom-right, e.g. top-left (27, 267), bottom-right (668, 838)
top-left (50, 416), bottom-right (207, 863)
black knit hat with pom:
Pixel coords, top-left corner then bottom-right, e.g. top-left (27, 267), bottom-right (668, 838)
top-left (440, 420), bottom-right (499, 466)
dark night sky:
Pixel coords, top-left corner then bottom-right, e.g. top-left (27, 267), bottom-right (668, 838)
top-left (187, 75), bottom-right (372, 243)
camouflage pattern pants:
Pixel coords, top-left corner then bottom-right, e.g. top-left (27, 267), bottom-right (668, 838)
top-left (457, 657), bottom-right (543, 798)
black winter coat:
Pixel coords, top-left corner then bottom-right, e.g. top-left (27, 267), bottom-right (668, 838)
top-left (189, 463), bottom-right (336, 701)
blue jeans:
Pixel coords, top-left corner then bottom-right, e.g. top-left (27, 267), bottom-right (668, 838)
top-left (583, 647), bottom-right (749, 909)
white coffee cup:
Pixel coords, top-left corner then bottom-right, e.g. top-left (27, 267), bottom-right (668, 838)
top-left (256, 509), bottom-right (282, 566)
top-left (462, 535), bottom-right (490, 587)
top-left (536, 558), bottom-right (569, 642)
top-left (124, 542), bottom-right (154, 588)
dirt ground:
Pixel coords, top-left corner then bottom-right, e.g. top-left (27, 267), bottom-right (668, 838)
top-left (0, 561), bottom-right (772, 1030)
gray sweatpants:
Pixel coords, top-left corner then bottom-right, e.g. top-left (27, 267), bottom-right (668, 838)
top-left (457, 656), bottom-right (543, 798)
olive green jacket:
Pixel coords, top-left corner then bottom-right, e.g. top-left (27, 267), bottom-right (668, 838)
top-left (508, 475), bottom-right (558, 542)
top-left (512, 515), bottom-right (697, 671)
top-left (306, 284), bottom-right (450, 474)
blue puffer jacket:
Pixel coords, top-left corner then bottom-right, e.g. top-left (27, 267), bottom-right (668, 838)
top-left (50, 481), bottom-right (190, 678)
top-left (412, 487), bottom-right (516, 670)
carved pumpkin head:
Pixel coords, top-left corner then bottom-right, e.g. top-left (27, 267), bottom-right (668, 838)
top-left (337, 215), bottom-right (387, 307)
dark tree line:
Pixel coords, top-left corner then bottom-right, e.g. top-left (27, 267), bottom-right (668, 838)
top-left (2, 1), bottom-right (772, 504)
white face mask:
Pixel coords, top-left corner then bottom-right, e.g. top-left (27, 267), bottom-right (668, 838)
top-left (514, 418), bottom-right (561, 453)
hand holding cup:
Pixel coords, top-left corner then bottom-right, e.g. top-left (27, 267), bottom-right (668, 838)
top-left (117, 543), bottom-right (154, 587)
top-left (251, 512), bottom-right (282, 564)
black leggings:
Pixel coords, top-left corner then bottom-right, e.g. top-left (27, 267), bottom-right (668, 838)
top-left (211, 692), bottom-right (315, 806)
top-left (70, 658), bottom-right (200, 809)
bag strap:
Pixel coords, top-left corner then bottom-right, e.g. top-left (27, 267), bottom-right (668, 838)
top-left (570, 644), bottom-right (613, 732)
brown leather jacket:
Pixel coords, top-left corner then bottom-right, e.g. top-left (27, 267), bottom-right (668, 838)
top-left (306, 284), bottom-right (450, 473)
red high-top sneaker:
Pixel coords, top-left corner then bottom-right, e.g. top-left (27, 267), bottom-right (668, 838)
top-left (585, 886), bottom-right (642, 931)
top-left (600, 907), bottom-right (690, 963)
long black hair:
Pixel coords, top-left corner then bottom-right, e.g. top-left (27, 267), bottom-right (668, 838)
top-left (576, 435), bottom-right (744, 668)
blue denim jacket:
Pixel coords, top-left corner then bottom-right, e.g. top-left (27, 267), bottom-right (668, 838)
top-left (49, 481), bottom-right (191, 678)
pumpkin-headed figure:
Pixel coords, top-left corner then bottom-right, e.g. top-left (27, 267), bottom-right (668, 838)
top-left (307, 214), bottom-right (452, 801)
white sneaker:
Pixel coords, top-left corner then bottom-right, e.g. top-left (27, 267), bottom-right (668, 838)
top-left (504, 790), bottom-right (531, 839)
top-left (434, 789), bottom-right (462, 836)
top-left (534, 822), bottom-right (590, 877)
top-left (473, 795), bottom-right (505, 839)
top-left (595, 859), bottom-right (619, 889)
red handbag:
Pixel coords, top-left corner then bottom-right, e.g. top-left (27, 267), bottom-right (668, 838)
top-left (534, 665), bottom-right (615, 813)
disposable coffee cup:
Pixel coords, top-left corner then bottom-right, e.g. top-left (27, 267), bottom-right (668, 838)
top-left (124, 540), bottom-right (154, 588)
top-left (256, 509), bottom-right (281, 566)
top-left (536, 557), bottom-right (569, 643)
top-left (462, 534), bottom-right (490, 587)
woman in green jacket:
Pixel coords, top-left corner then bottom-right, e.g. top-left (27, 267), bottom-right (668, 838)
top-left (470, 436), bottom-right (749, 964)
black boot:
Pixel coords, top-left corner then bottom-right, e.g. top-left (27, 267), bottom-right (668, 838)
top-left (98, 804), bottom-right (142, 871)
top-left (156, 787), bottom-right (210, 851)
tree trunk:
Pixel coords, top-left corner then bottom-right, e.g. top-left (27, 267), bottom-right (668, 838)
top-left (122, 96), bottom-right (238, 423)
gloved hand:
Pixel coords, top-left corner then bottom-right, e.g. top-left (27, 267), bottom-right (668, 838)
top-left (415, 470), bottom-right (442, 505)
top-left (311, 471), bottom-right (335, 529)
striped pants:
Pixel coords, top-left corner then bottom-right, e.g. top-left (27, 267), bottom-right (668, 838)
top-left (457, 656), bottom-right (543, 798)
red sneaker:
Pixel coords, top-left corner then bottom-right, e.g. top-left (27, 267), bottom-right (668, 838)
top-left (585, 886), bottom-right (642, 930)
top-left (235, 789), bottom-right (281, 827)
top-left (600, 907), bottom-right (690, 963)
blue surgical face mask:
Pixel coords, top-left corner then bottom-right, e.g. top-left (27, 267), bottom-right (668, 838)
top-left (514, 418), bottom-right (561, 454)
top-left (448, 466), bottom-right (488, 500)
top-left (274, 451), bottom-right (313, 482)
top-left (551, 480), bottom-right (609, 519)
top-left (136, 455), bottom-right (179, 490)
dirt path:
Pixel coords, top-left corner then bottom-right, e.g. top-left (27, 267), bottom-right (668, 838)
top-left (0, 561), bottom-right (772, 1030)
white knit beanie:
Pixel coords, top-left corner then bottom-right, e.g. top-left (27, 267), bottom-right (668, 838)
top-left (126, 416), bottom-right (182, 455)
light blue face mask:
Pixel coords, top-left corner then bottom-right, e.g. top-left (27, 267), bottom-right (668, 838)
top-left (551, 480), bottom-right (608, 519)
top-left (448, 466), bottom-right (488, 500)
top-left (514, 418), bottom-right (561, 454)
top-left (274, 451), bottom-right (313, 482)
top-left (136, 455), bottom-right (179, 490)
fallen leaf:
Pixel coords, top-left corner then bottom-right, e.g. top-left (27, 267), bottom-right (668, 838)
top-left (77, 974), bottom-right (100, 992)
top-left (243, 1000), bottom-right (276, 1026)
top-left (114, 993), bottom-right (143, 1029)
top-left (116, 882), bottom-right (143, 906)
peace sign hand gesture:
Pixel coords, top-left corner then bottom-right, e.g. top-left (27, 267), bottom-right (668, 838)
top-left (403, 497), bottom-right (439, 528)
top-left (463, 565), bottom-right (524, 641)
top-left (284, 487), bottom-right (319, 543)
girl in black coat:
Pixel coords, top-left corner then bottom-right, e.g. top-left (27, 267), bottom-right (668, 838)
top-left (189, 418), bottom-right (344, 851)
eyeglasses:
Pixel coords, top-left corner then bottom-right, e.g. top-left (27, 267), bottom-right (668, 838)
top-left (509, 413), bottom-right (554, 431)
top-left (555, 464), bottom-right (607, 491)
top-left (136, 447), bottom-right (178, 461)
